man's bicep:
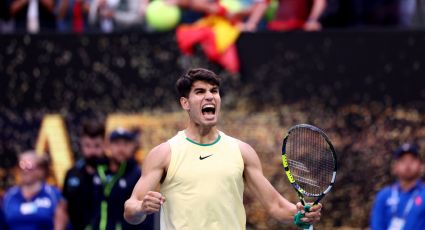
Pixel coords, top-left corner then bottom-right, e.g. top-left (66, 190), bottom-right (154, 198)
top-left (240, 141), bottom-right (297, 220)
top-left (241, 142), bottom-right (277, 201)
top-left (132, 142), bottom-right (170, 199)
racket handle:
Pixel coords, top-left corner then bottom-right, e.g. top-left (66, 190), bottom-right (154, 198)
top-left (293, 205), bottom-right (311, 229)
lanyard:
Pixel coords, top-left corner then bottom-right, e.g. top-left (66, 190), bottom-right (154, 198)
top-left (97, 162), bottom-right (127, 197)
top-left (96, 162), bottom-right (127, 230)
top-left (390, 185), bottom-right (420, 218)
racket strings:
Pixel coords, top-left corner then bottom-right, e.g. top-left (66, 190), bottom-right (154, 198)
top-left (287, 127), bottom-right (334, 196)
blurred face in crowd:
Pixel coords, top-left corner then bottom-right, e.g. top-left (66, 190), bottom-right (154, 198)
top-left (392, 153), bottom-right (423, 182)
top-left (80, 135), bottom-right (105, 159)
top-left (109, 139), bottom-right (137, 163)
top-left (18, 152), bottom-right (44, 185)
top-left (181, 80), bottom-right (221, 128)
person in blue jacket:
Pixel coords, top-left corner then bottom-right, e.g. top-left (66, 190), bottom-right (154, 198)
top-left (370, 143), bottom-right (425, 230)
top-left (0, 194), bottom-right (8, 230)
top-left (2, 150), bottom-right (65, 230)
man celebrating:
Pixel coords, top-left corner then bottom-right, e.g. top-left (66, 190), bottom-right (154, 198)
top-left (370, 143), bottom-right (425, 230)
top-left (124, 68), bottom-right (321, 229)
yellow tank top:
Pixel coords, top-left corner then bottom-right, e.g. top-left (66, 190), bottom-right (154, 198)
top-left (160, 130), bottom-right (245, 230)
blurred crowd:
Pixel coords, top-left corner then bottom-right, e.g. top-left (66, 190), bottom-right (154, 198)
top-left (1, 0), bottom-right (425, 34)
top-left (0, 120), bottom-right (158, 229)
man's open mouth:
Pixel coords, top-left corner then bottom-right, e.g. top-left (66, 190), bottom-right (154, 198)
top-left (202, 104), bottom-right (216, 116)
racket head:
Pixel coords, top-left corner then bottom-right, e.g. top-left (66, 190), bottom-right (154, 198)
top-left (282, 124), bottom-right (337, 202)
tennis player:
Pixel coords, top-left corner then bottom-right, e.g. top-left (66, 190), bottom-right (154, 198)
top-left (124, 68), bottom-right (322, 229)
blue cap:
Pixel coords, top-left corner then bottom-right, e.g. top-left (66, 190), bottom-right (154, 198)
top-left (109, 127), bottom-right (136, 142)
top-left (393, 143), bottom-right (419, 159)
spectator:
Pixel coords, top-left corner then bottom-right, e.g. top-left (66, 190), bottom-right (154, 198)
top-left (55, 120), bottom-right (108, 230)
top-left (168, 0), bottom-right (218, 24)
top-left (89, 127), bottom-right (154, 229)
top-left (411, 0), bottom-right (425, 27)
top-left (1, 0), bottom-right (14, 33)
top-left (228, 0), bottom-right (269, 31)
top-left (370, 143), bottom-right (425, 230)
top-left (88, 0), bottom-right (146, 32)
top-left (112, 0), bottom-right (147, 30)
top-left (56, 0), bottom-right (91, 32)
top-left (268, 0), bottom-right (327, 31)
top-left (0, 194), bottom-right (7, 229)
top-left (2, 150), bottom-right (65, 230)
top-left (9, 0), bottom-right (56, 32)
top-left (399, 0), bottom-right (425, 27)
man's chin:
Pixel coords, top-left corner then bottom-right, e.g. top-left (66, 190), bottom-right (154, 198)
top-left (201, 119), bottom-right (217, 127)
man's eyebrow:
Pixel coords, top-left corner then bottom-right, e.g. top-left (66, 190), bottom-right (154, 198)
top-left (193, 87), bottom-right (206, 92)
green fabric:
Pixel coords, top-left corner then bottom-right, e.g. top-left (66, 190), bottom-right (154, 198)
top-left (185, 135), bottom-right (221, 146)
top-left (100, 201), bottom-right (108, 230)
top-left (293, 205), bottom-right (311, 229)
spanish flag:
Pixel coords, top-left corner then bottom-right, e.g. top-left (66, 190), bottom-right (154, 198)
top-left (176, 15), bottom-right (241, 74)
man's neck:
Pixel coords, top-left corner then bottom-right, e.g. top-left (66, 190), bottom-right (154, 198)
top-left (399, 179), bottom-right (419, 192)
top-left (85, 165), bottom-right (96, 174)
top-left (109, 160), bottom-right (122, 173)
top-left (184, 125), bottom-right (219, 145)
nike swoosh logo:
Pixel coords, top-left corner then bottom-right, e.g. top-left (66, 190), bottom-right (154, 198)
top-left (199, 155), bottom-right (213, 160)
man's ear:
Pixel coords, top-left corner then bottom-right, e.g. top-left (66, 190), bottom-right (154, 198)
top-left (180, 97), bottom-right (189, 111)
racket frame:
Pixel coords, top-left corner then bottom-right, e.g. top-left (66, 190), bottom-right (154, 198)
top-left (281, 124), bottom-right (337, 206)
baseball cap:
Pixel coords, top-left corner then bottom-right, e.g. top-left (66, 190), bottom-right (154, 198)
top-left (109, 127), bottom-right (136, 142)
top-left (393, 143), bottom-right (419, 159)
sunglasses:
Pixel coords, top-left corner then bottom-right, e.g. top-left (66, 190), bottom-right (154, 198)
top-left (18, 160), bottom-right (40, 171)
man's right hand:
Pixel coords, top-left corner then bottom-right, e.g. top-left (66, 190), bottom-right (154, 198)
top-left (141, 191), bottom-right (166, 214)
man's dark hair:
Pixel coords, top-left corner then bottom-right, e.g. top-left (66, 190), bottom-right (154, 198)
top-left (175, 68), bottom-right (221, 98)
top-left (80, 119), bottom-right (105, 138)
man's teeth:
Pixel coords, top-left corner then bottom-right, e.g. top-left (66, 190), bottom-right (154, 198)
top-left (202, 105), bottom-right (215, 114)
top-left (203, 105), bottom-right (215, 109)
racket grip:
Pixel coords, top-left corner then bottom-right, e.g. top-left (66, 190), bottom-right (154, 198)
top-left (293, 204), bottom-right (311, 229)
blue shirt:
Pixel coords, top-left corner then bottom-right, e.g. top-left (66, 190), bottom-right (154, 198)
top-left (370, 180), bottom-right (425, 230)
top-left (0, 196), bottom-right (7, 230)
top-left (3, 183), bottom-right (62, 230)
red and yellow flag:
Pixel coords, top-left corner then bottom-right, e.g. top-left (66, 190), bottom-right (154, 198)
top-left (176, 15), bottom-right (241, 74)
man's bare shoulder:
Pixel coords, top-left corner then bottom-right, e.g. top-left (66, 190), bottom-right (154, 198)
top-left (151, 142), bottom-right (171, 155)
top-left (220, 133), bottom-right (258, 163)
top-left (237, 140), bottom-right (255, 155)
top-left (143, 142), bottom-right (171, 169)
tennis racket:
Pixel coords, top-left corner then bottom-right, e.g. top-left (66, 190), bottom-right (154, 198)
top-left (281, 124), bottom-right (337, 229)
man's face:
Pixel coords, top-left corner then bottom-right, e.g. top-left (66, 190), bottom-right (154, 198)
top-left (109, 139), bottom-right (136, 163)
top-left (393, 153), bottom-right (423, 181)
top-left (181, 81), bottom-right (221, 127)
top-left (80, 136), bottom-right (105, 159)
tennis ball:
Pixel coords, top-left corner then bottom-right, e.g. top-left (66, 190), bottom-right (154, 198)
top-left (220, 0), bottom-right (243, 14)
top-left (264, 0), bottom-right (279, 21)
top-left (146, 0), bottom-right (181, 32)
